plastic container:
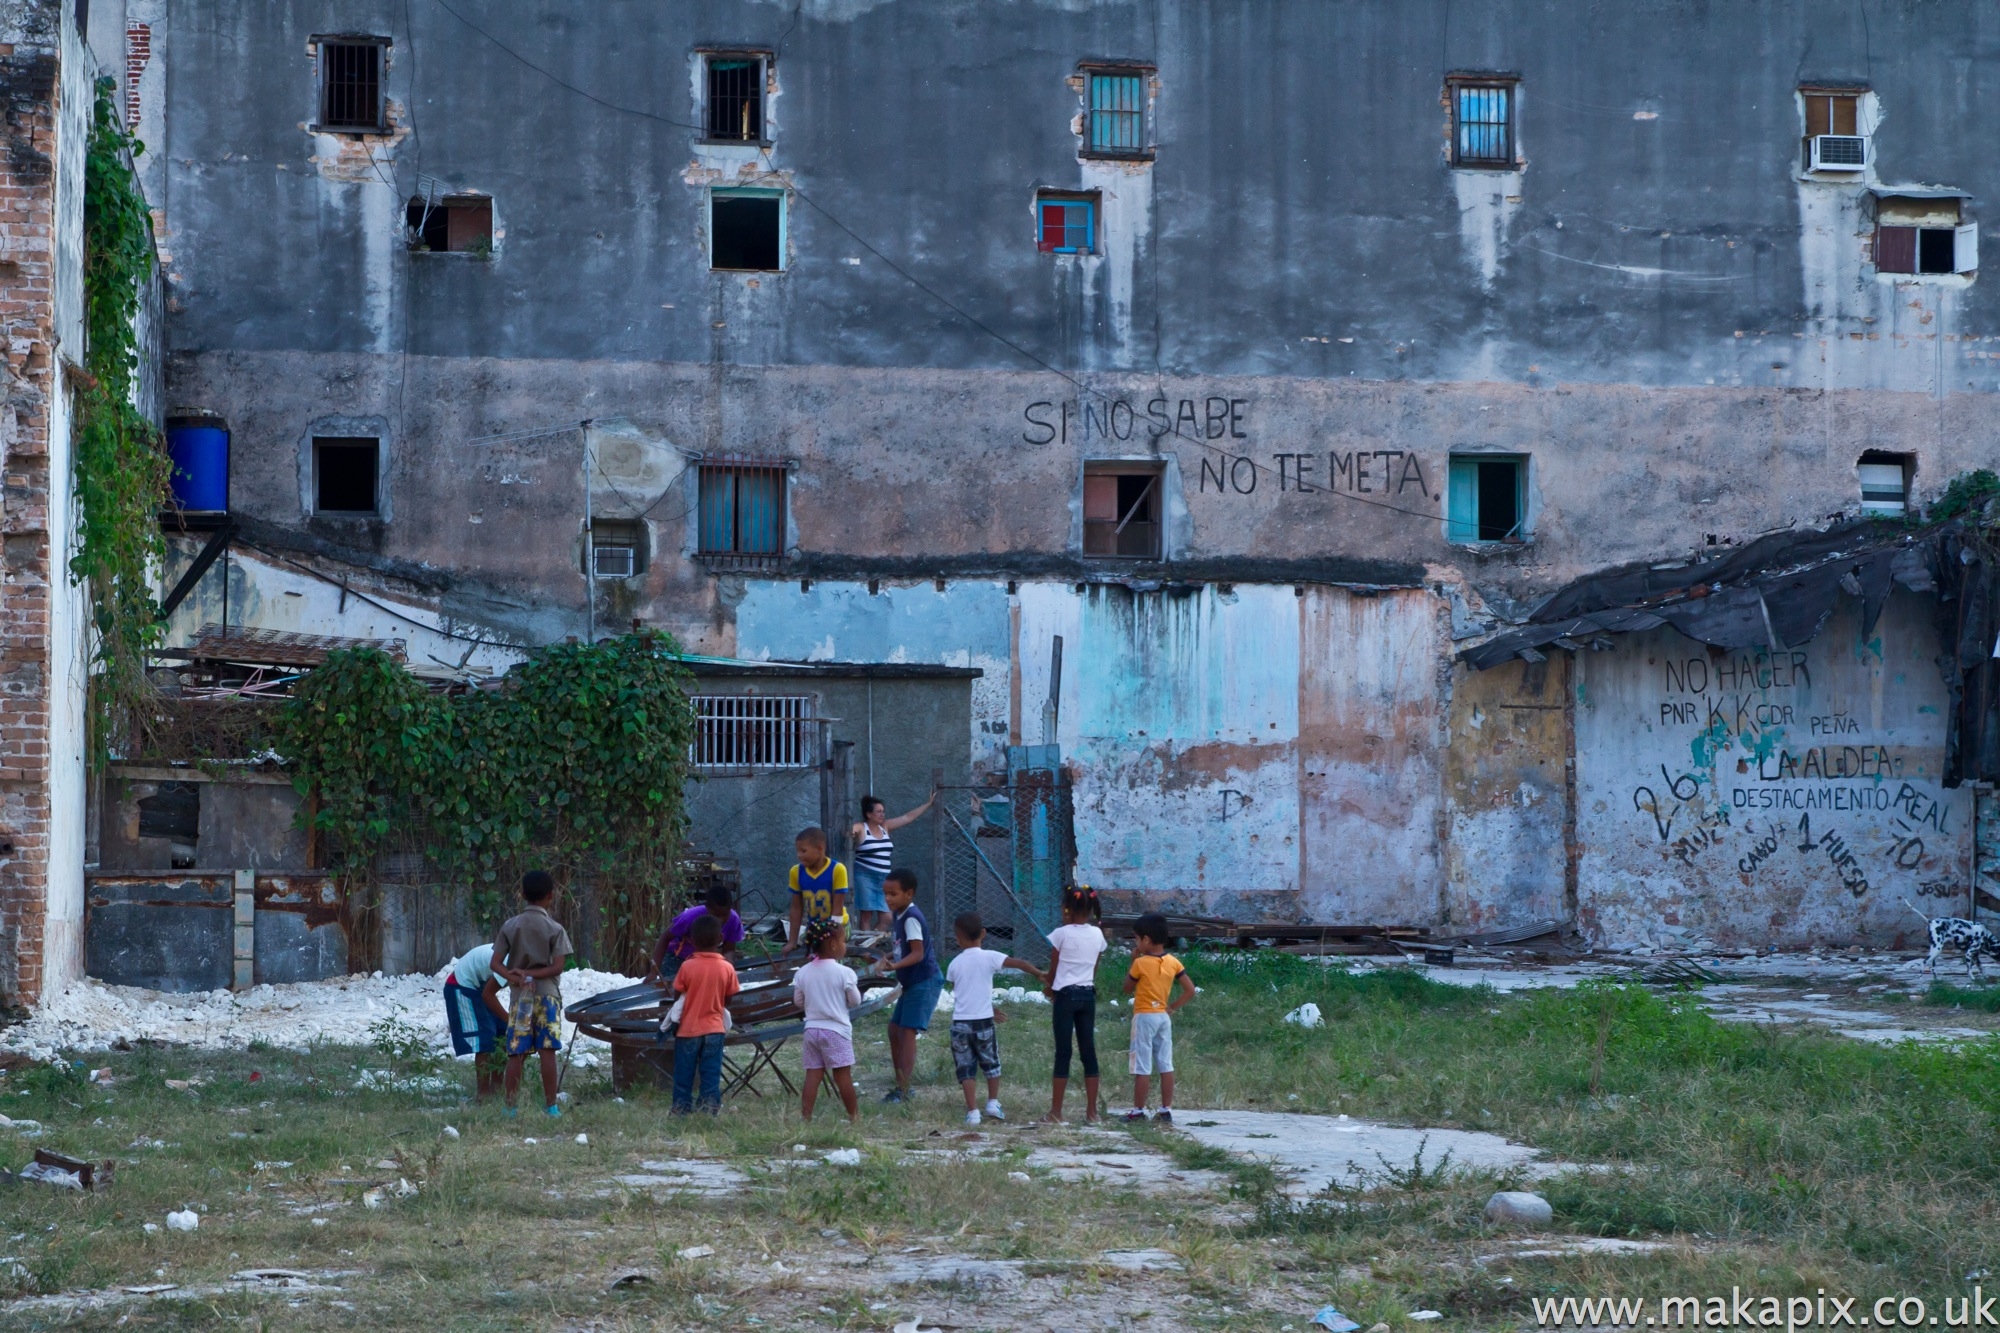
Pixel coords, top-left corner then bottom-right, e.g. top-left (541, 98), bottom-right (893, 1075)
top-left (165, 425), bottom-right (229, 512)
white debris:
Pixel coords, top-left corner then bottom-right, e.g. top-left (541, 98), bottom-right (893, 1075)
top-left (1007, 1171), bottom-right (1031, 1183)
top-left (142, 1223), bottom-right (159, 1234)
top-left (165, 1210), bottom-right (199, 1232)
top-left (676, 1244), bottom-right (715, 1260)
top-left (1484, 1190), bottom-right (1554, 1227)
top-left (0, 968), bottom-right (641, 1060)
top-left (575, 1134), bottom-right (589, 1146)
top-left (825, 1148), bottom-right (862, 1167)
top-left (361, 1189), bottom-right (384, 1209)
top-left (441, 1126), bottom-right (460, 1139)
top-left (1409, 1312), bottom-right (1442, 1321)
top-left (1284, 1002), bottom-right (1324, 1028)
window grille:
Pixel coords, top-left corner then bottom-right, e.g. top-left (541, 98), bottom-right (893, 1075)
top-left (1037, 196), bottom-right (1095, 254)
top-left (1086, 72), bottom-right (1146, 157)
top-left (706, 57), bottom-right (764, 142)
top-left (692, 695), bottom-right (814, 769)
top-left (698, 462), bottom-right (787, 565)
top-left (320, 42), bottom-right (383, 131)
top-left (1452, 83), bottom-right (1513, 166)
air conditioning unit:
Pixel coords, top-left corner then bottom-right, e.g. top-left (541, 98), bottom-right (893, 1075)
top-left (1810, 134), bottom-right (1869, 172)
top-left (592, 543), bottom-right (636, 578)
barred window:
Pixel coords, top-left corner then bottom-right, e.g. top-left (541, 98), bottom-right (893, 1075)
top-left (1450, 79), bottom-right (1515, 167)
top-left (698, 461), bottom-right (787, 563)
top-left (692, 696), bottom-right (814, 769)
top-left (319, 40), bottom-right (385, 132)
top-left (705, 55), bottom-right (765, 143)
top-left (1084, 69), bottom-right (1148, 158)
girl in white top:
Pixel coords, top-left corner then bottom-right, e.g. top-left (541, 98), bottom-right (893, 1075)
top-left (792, 919), bottom-right (864, 1123)
top-left (1042, 886), bottom-right (1109, 1123)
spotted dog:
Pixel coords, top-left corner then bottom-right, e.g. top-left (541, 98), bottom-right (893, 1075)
top-left (1904, 900), bottom-right (2000, 979)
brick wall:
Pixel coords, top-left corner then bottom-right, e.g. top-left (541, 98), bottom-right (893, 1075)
top-left (122, 22), bottom-right (144, 129)
top-left (0, 23), bottom-right (63, 1008)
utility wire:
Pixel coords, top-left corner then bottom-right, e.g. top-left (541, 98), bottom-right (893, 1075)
top-left (422, 0), bottom-right (1444, 526)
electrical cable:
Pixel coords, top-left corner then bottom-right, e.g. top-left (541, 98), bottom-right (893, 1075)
top-left (421, 0), bottom-right (1444, 525)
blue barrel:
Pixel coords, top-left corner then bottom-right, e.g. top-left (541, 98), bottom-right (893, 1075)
top-left (165, 425), bottom-right (229, 512)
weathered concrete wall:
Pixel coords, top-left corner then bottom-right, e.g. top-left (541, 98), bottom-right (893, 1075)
top-left (1574, 593), bottom-right (1967, 951)
top-left (680, 667), bottom-right (973, 921)
top-left (143, 0), bottom-right (2000, 654)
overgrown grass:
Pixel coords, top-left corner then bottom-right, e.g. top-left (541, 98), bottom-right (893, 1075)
top-left (2, 955), bottom-right (1997, 1329)
top-left (1924, 980), bottom-right (2000, 1012)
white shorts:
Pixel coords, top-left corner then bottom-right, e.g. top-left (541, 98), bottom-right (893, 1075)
top-left (1129, 1012), bottom-right (1174, 1076)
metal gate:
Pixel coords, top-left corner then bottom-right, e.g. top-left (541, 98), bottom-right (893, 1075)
top-left (928, 770), bottom-right (1075, 968)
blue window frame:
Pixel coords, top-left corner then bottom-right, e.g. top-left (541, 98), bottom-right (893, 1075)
top-left (1452, 82), bottom-right (1515, 166)
top-left (699, 462), bottom-right (786, 557)
top-left (1037, 195), bottom-right (1095, 254)
top-left (1085, 70), bottom-right (1147, 157)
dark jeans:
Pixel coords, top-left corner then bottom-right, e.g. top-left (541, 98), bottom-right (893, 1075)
top-left (672, 1032), bottom-right (726, 1113)
top-left (1051, 985), bottom-right (1098, 1080)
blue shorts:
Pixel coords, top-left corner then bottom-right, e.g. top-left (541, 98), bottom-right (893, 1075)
top-left (891, 977), bottom-right (944, 1031)
top-left (853, 867), bottom-right (889, 914)
top-left (445, 979), bottom-right (506, 1056)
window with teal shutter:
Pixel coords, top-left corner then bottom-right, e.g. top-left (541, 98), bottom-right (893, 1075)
top-left (1447, 455), bottom-right (1526, 543)
top-left (1084, 69), bottom-right (1149, 158)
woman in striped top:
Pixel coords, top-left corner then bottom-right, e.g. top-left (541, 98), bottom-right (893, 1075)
top-left (850, 791), bottom-right (936, 931)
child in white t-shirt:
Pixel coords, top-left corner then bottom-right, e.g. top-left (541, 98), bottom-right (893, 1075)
top-left (1042, 886), bottom-right (1109, 1123)
top-left (945, 912), bottom-right (1045, 1126)
top-left (792, 918), bottom-right (864, 1123)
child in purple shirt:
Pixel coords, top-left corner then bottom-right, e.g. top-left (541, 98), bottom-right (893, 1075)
top-left (647, 885), bottom-right (744, 981)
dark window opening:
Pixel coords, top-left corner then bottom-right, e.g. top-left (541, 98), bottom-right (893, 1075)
top-left (405, 196), bottom-right (492, 254)
top-left (1450, 80), bottom-right (1515, 166)
top-left (1448, 455), bottom-right (1525, 543)
top-left (705, 56), bottom-right (765, 142)
top-left (319, 41), bottom-right (384, 131)
top-left (590, 519), bottom-right (645, 578)
top-left (1037, 194), bottom-right (1096, 253)
top-left (1858, 451), bottom-right (1912, 515)
top-left (315, 438), bottom-right (379, 515)
top-left (1083, 466), bottom-right (1162, 559)
top-left (136, 781), bottom-right (199, 869)
top-left (712, 192), bottom-right (782, 271)
top-left (1877, 224), bottom-right (1973, 276)
top-left (699, 463), bottom-right (786, 557)
top-left (1083, 69), bottom-right (1148, 158)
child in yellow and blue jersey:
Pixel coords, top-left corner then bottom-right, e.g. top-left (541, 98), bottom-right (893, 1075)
top-left (785, 826), bottom-right (849, 950)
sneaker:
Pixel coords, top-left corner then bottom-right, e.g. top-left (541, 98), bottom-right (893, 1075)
top-left (545, 1104), bottom-right (563, 1119)
top-left (1153, 1109), bottom-right (1173, 1126)
top-left (1122, 1108), bottom-right (1148, 1123)
top-left (881, 1089), bottom-right (905, 1105)
top-left (965, 1109), bottom-right (982, 1126)
top-left (985, 1099), bottom-right (1005, 1122)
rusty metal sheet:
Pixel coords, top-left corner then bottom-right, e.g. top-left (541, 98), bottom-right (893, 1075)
top-left (1443, 656), bottom-right (1572, 933)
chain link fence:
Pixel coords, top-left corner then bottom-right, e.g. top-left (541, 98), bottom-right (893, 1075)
top-left (924, 783), bottom-right (1076, 970)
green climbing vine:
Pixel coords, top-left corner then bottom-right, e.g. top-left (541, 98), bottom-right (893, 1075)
top-left (276, 634), bottom-right (699, 967)
top-left (76, 77), bottom-right (171, 758)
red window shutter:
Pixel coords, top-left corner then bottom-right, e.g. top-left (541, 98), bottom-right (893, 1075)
top-left (1876, 225), bottom-right (1918, 274)
top-left (1038, 204), bottom-right (1061, 252)
top-left (1083, 474), bottom-right (1119, 520)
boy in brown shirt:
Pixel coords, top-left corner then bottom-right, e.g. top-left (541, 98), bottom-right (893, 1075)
top-left (492, 870), bottom-right (572, 1118)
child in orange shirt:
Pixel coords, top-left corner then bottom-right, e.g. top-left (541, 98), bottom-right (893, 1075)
top-left (1122, 912), bottom-right (1194, 1124)
top-left (672, 914), bottom-right (741, 1114)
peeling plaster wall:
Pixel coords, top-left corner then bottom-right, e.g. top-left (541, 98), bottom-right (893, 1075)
top-left (1574, 593), bottom-right (1967, 951)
